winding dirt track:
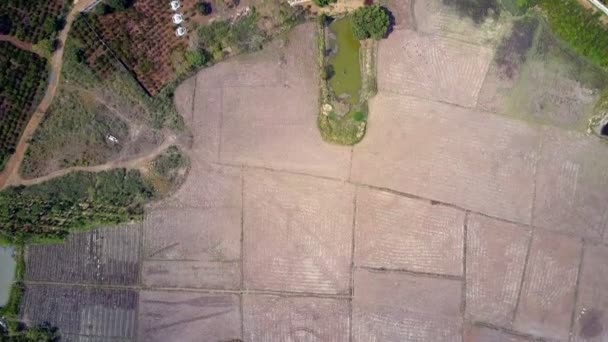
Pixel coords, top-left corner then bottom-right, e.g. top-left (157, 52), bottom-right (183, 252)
top-left (0, 0), bottom-right (99, 189)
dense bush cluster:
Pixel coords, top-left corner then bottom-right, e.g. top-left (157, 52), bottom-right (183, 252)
top-left (0, 169), bottom-right (154, 242)
top-left (0, 42), bottom-right (48, 171)
top-left (0, 0), bottom-right (68, 43)
top-left (197, 9), bottom-right (264, 62)
top-left (351, 5), bottom-right (390, 40)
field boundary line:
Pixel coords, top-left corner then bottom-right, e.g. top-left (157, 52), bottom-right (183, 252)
top-left (22, 280), bottom-right (354, 299)
top-left (356, 265), bottom-right (463, 281)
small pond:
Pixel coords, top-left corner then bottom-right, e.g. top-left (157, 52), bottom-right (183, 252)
top-left (329, 17), bottom-right (362, 106)
top-left (0, 246), bottom-right (16, 308)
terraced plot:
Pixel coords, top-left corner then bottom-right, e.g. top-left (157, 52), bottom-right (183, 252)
top-left (26, 225), bottom-right (140, 286)
top-left (243, 169), bottom-right (355, 294)
top-left (142, 160), bottom-right (242, 289)
top-left (138, 291), bottom-right (241, 342)
top-left (378, 30), bottom-right (493, 108)
top-left (351, 93), bottom-right (540, 224)
top-left (19, 1), bottom-right (608, 340)
top-left (21, 284), bottom-right (138, 340)
top-left (533, 127), bottom-right (608, 240)
top-left (188, 24), bottom-right (352, 179)
top-left (352, 269), bottom-right (462, 341)
top-left (243, 295), bottom-right (349, 341)
top-left (354, 187), bottom-right (465, 276)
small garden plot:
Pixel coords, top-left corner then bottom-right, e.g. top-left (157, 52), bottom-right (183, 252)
top-left (0, 0), bottom-right (69, 43)
top-left (317, 7), bottom-right (387, 145)
top-left (0, 42), bottom-right (48, 171)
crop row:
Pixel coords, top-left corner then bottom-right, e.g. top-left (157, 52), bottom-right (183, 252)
top-left (71, 17), bottom-right (121, 80)
top-left (0, 0), bottom-right (68, 43)
top-left (0, 42), bottom-right (47, 169)
top-left (91, 0), bottom-right (188, 94)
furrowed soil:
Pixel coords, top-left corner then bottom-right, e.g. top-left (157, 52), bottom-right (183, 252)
top-left (19, 1), bottom-right (608, 341)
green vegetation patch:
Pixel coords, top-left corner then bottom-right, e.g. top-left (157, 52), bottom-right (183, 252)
top-left (539, 0), bottom-right (608, 70)
top-left (0, 42), bottom-right (48, 172)
top-left (318, 108), bottom-right (368, 145)
top-left (147, 146), bottom-right (190, 195)
top-left (529, 0), bottom-right (608, 70)
top-left (351, 5), bottom-right (390, 40)
top-left (317, 13), bottom-right (379, 145)
top-left (0, 169), bottom-right (154, 243)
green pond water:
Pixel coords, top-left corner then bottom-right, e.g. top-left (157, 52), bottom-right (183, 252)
top-left (0, 247), bottom-right (15, 307)
top-left (329, 18), bottom-right (362, 105)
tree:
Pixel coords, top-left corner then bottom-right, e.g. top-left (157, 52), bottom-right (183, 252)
top-left (351, 5), bottom-right (390, 40)
top-left (314, 0), bottom-right (337, 7)
top-left (184, 50), bottom-right (208, 69)
top-left (0, 15), bottom-right (12, 35)
top-left (197, 1), bottom-right (213, 15)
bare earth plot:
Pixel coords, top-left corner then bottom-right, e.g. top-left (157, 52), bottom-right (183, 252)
top-left (20, 2), bottom-right (608, 341)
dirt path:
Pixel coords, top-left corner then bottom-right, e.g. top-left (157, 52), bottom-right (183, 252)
top-left (14, 134), bottom-right (177, 187)
top-left (0, 35), bottom-right (38, 55)
top-left (0, 0), bottom-right (100, 189)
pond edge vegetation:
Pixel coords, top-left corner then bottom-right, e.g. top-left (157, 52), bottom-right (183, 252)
top-left (316, 5), bottom-right (388, 146)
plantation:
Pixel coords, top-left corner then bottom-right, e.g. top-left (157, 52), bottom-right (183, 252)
top-left (0, 42), bottom-right (48, 172)
top-left (90, 0), bottom-right (188, 95)
top-left (0, 0), bottom-right (69, 43)
top-left (0, 169), bottom-right (153, 243)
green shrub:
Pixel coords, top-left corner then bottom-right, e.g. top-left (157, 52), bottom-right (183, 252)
top-left (197, 9), bottom-right (262, 62)
top-left (314, 0), bottom-right (336, 7)
top-left (184, 50), bottom-right (208, 69)
top-left (351, 5), bottom-right (390, 40)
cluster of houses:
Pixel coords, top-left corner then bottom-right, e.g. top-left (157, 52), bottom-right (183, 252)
top-left (170, 0), bottom-right (187, 37)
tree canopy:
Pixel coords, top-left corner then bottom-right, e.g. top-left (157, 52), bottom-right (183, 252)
top-left (351, 5), bottom-right (390, 40)
top-left (314, 0), bottom-right (337, 7)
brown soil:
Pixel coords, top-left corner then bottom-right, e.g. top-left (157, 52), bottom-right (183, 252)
top-left (0, 35), bottom-right (37, 55)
